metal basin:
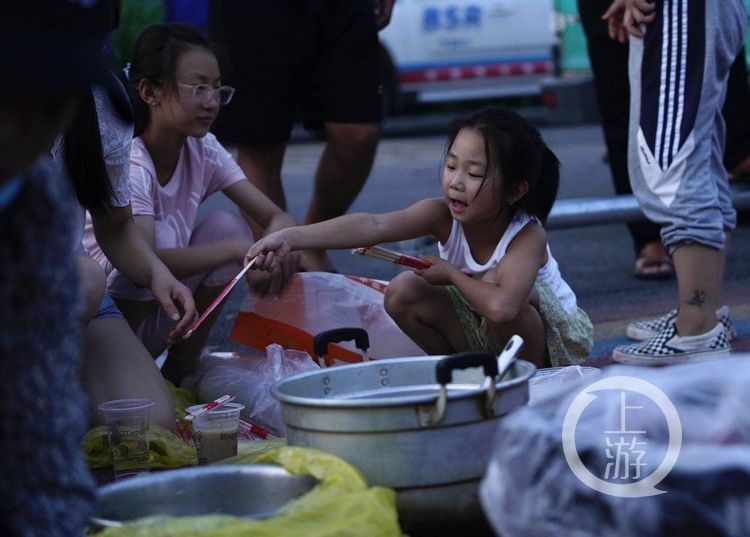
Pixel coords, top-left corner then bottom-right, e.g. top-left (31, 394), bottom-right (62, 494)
top-left (92, 465), bottom-right (317, 528)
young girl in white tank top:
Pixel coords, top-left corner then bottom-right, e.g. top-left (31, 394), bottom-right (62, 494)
top-left (246, 108), bottom-right (593, 367)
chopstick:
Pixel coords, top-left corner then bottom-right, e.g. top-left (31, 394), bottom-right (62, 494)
top-left (185, 395), bottom-right (234, 421)
top-left (352, 245), bottom-right (431, 270)
top-left (182, 256), bottom-right (258, 339)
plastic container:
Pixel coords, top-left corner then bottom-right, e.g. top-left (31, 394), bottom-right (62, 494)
top-left (187, 402), bottom-right (245, 465)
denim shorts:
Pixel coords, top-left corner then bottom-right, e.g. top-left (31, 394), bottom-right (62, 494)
top-left (95, 293), bottom-right (124, 320)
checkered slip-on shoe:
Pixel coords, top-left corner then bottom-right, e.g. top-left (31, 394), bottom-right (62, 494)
top-left (626, 305), bottom-right (737, 341)
top-left (613, 322), bottom-right (731, 366)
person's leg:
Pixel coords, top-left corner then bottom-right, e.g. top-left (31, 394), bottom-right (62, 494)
top-left (384, 271), bottom-right (469, 355)
top-left (483, 304), bottom-right (547, 368)
top-left (615, 0), bottom-right (746, 363)
top-left (109, 211), bottom-right (251, 384)
top-left (209, 0), bottom-right (304, 233)
top-left (302, 0), bottom-right (382, 272)
top-left (160, 211), bottom-right (252, 384)
top-left (722, 48), bottom-right (750, 176)
top-left (159, 283), bottom-right (227, 384)
top-left (478, 271), bottom-right (547, 367)
top-left (235, 142), bottom-right (288, 240)
top-left (671, 244), bottom-right (722, 335)
top-left (236, 143), bottom-right (288, 209)
top-left (83, 315), bottom-right (176, 432)
top-left (301, 121), bottom-right (379, 270)
top-left (385, 271), bottom-right (547, 366)
top-left (578, 0), bottom-right (664, 263)
top-left (76, 254), bottom-right (106, 324)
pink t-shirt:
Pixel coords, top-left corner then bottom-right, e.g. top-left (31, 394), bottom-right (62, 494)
top-left (83, 133), bottom-right (245, 270)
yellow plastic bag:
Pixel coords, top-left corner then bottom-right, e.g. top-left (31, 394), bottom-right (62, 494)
top-left (83, 381), bottom-right (199, 469)
top-left (83, 424), bottom-right (198, 469)
top-left (96, 445), bottom-right (404, 537)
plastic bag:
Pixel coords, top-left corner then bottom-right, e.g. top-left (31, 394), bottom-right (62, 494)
top-left (230, 273), bottom-right (424, 364)
top-left (480, 357), bottom-right (750, 536)
top-left (196, 344), bottom-right (319, 436)
top-left (96, 444), bottom-right (404, 537)
top-left (83, 381), bottom-right (199, 469)
top-left (83, 424), bottom-right (198, 469)
top-left (529, 365), bottom-right (601, 405)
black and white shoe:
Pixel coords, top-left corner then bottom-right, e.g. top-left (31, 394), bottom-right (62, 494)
top-left (613, 322), bottom-right (731, 366)
top-left (626, 305), bottom-right (736, 341)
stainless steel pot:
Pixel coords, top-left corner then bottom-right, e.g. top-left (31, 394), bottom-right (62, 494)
top-left (91, 465), bottom-right (317, 529)
top-left (273, 328), bottom-right (536, 532)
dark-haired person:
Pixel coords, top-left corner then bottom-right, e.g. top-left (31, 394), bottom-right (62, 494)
top-left (246, 108), bottom-right (594, 368)
top-left (52, 0), bottom-right (195, 429)
top-left (84, 23), bottom-right (298, 385)
top-left (0, 1), bottom-right (140, 534)
top-left (208, 0), bottom-right (395, 272)
top-left (606, 0), bottom-right (745, 364)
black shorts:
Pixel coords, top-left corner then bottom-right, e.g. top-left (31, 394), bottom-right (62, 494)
top-left (209, 0), bottom-right (383, 145)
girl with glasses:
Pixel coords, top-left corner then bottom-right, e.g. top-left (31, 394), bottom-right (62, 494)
top-left (84, 23), bottom-right (298, 385)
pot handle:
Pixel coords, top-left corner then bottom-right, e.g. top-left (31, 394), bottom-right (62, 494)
top-left (427, 352), bottom-right (498, 426)
top-left (313, 328), bottom-right (370, 366)
top-left (435, 351), bottom-right (498, 385)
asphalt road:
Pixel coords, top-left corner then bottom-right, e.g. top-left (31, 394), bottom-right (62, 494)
top-left (202, 118), bottom-right (750, 360)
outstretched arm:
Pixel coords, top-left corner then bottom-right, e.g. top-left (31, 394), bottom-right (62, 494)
top-left (246, 198), bottom-right (450, 272)
top-left (91, 205), bottom-right (196, 335)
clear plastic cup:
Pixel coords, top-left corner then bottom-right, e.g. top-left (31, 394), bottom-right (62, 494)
top-left (187, 402), bottom-right (245, 465)
top-left (97, 398), bottom-right (155, 479)
top-left (529, 366), bottom-right (601, 404)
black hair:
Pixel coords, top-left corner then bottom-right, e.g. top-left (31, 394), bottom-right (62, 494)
top-left (128, 23), bottom-right (213, 136)
top-left (62, 0), bottom-right (120, 215)
top-left (442, 107), bottom-right (560, 224)
top-left (63, 92), bottom-right (112, 214)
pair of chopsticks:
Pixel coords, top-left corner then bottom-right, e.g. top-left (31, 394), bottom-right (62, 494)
top-left (182, 256), bottom-right (259, 339)
top-left (352, 245), bottom-right (431, 270)
top-left (185, 395), bottom-right (234, 421)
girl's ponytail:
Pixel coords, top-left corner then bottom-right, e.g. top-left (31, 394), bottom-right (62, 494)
top-left (63, 90), bottom-right (113, 214)
top-left (528, 146), bottom-right (560, 224)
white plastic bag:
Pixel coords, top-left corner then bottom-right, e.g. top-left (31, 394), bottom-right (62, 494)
top-left (480, 357), bottom-right (750, 536)
top-left (230, 273), bottom-right (425, 364)
top-left (196, 344), bottom-right (319, 436)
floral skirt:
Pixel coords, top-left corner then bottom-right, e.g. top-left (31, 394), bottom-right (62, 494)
top-left (446, 280), bottom-right (593, 366)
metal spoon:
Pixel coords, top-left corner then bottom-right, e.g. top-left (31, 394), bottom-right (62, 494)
top-left (497, 334), bottom-right (524, 383)
top-left (479, 335), bottom-right (524, 416)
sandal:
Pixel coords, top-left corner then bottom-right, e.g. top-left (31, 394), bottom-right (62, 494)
top-left (633, 242), bottom-right (674, 280)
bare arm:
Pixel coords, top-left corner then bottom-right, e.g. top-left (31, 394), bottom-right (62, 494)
top-left (246, 198), bottom-right (450, 271)
top-left (416, 222), bottom-right (547, 324)
top-left (92, 205), bottom-right (196, 333)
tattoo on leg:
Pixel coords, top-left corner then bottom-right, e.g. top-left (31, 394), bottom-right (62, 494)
top-left (686, 290), bottom-right (706, 307)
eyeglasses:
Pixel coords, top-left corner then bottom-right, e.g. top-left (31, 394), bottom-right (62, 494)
top-left (174, 83), bottom-right (236, 106)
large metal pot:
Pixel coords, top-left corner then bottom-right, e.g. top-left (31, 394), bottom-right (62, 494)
top-left (273, 329), bottom-right (536, 532)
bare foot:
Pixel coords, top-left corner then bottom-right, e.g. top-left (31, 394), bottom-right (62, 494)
top-left (634, 241), bottom-right (673, 280)
top-left (729, 154), bottom-right (750, 179)
top-left (299, 249), bottom-right (337, 273)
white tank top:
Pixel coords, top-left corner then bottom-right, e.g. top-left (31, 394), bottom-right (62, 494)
top-left (438, 211), bottom-right (578, 315)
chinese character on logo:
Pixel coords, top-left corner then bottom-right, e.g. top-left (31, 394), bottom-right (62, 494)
top-left (603, 392), bottom-right (647, 480)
